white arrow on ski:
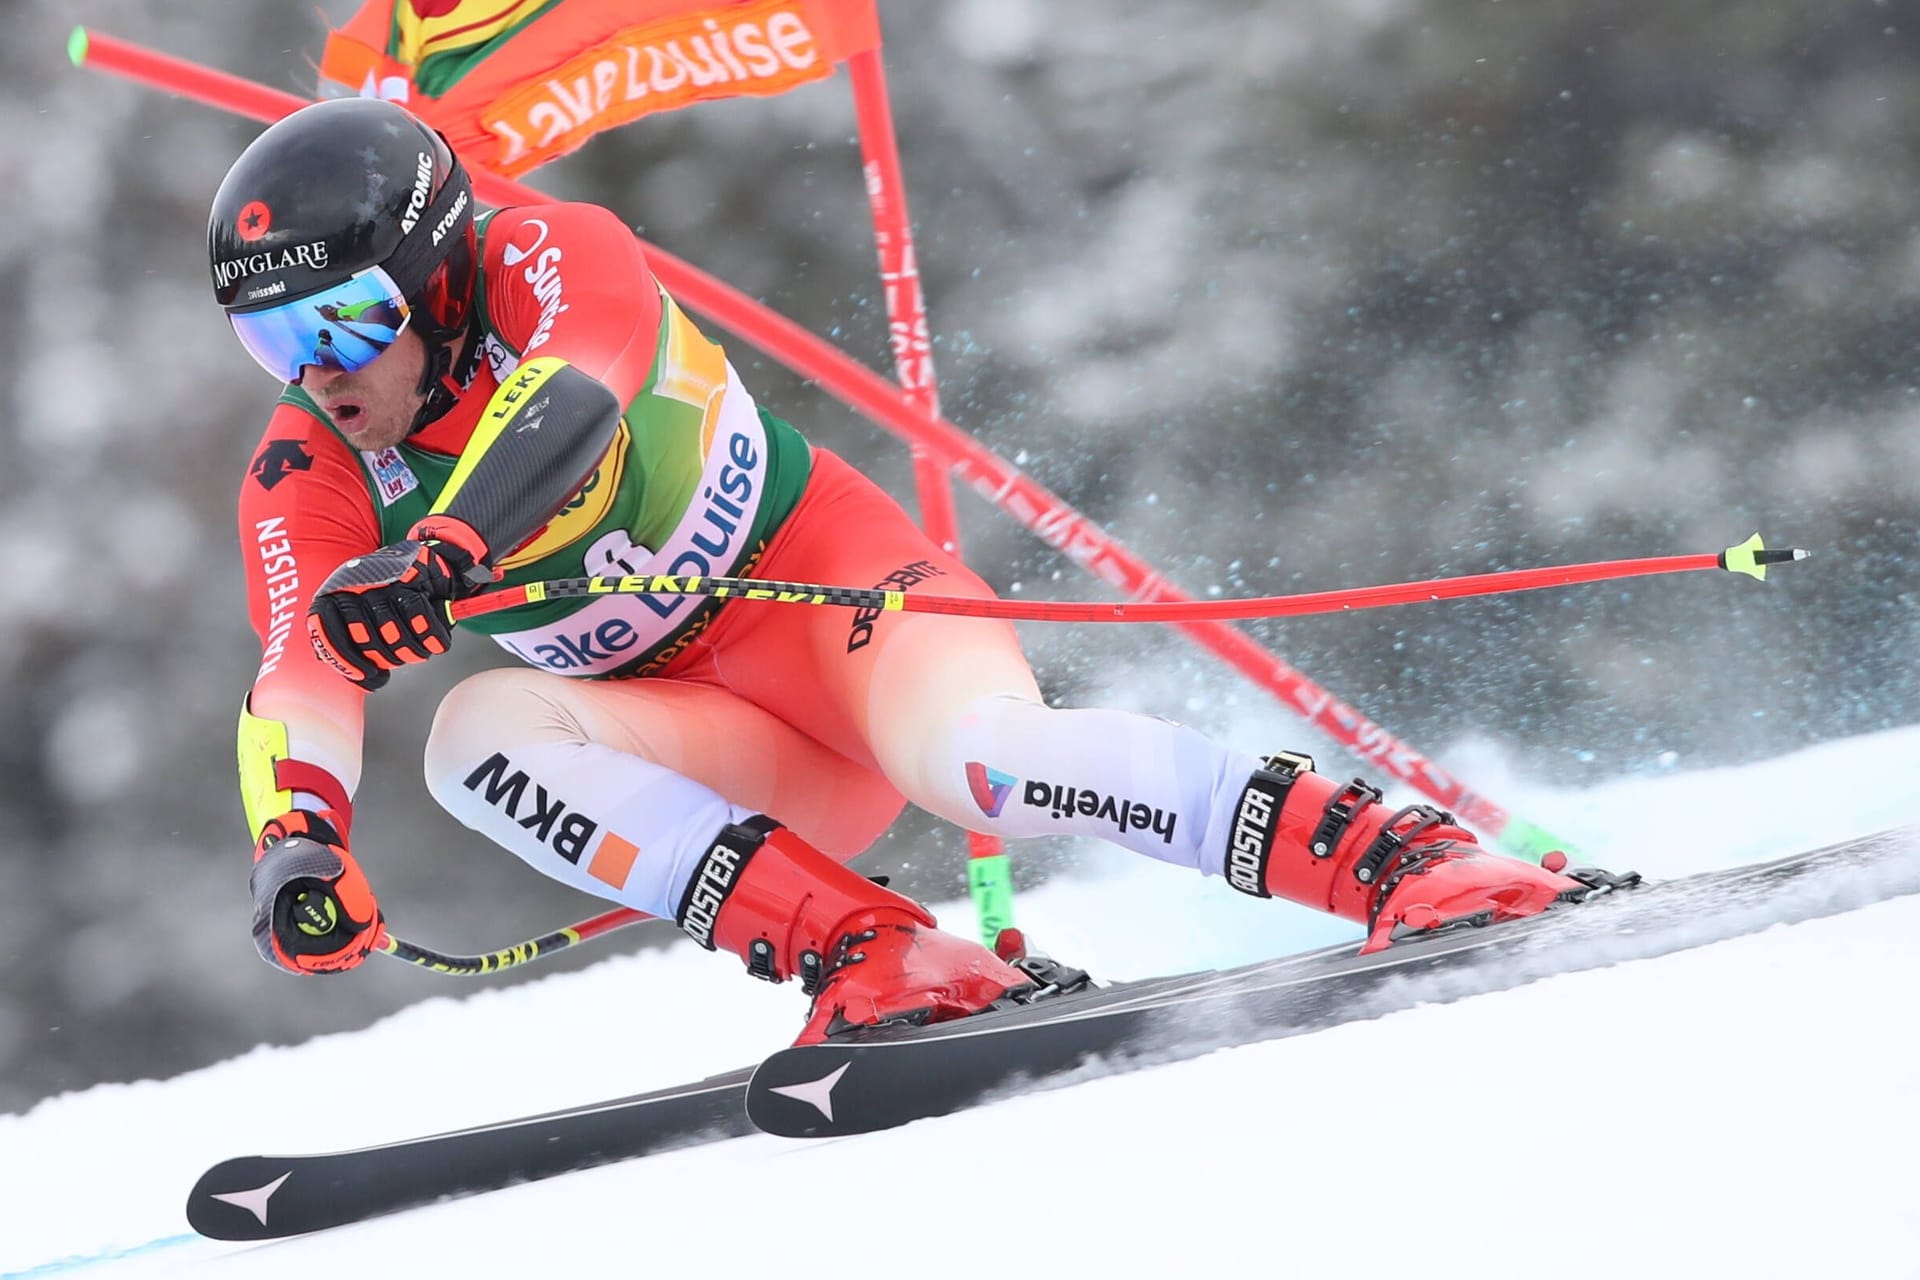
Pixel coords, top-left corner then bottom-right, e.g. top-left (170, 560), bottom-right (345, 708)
top-left (768, 1062), bottom-right (852, 1122)
top-left (209, 1170), bottom-right (292, 1225)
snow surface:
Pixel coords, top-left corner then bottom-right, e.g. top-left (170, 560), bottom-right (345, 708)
top-left (3, 727), bottom-right (1918, 1280)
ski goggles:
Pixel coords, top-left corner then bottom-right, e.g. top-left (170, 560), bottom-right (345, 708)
top-left (228, 265), bottom-right (413, 383)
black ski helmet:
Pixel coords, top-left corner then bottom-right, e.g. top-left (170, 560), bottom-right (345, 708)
top-left (208, 97), bottom-right (477, 385)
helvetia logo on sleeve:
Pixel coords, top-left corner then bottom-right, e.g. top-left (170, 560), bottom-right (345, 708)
top-left (965, 763), bottom-right (1178, 844)
top-left (965, 762), bottom-right (1017, 818)
top-left (1030, 779), bottom-right (1178, 843)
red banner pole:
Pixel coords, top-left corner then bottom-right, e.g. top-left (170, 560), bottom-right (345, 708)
top-left (846, 47), bottom-right (956, 545)
top-left (845, 35), bottom-right (1010, 941)
top-left (70, 28), bottom-right (1578, 861)
top-left (68, 28), bottom-right (305, 122)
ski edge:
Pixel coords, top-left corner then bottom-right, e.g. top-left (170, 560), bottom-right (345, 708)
top-left (186, 1066), bottom-right (757, 1240)
top-left (748, 824), bottom-right (1919, 1137)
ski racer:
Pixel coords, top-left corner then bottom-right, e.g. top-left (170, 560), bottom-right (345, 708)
top-left (216, 98), bottom-right (1589, 1043)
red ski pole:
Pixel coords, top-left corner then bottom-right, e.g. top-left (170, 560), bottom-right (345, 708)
top-left (450, 535), bottom-right (1808, 628)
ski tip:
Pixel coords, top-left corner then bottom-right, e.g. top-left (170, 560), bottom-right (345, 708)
top-left (68, 26), bottom-right (90, 67)
top-left (1717, 533), bottom-right (1808, 581)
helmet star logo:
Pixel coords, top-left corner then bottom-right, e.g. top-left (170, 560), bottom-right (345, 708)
top-left (237, 200), bottom-right (272, 242)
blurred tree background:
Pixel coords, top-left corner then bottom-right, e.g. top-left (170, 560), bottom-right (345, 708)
top-left (2, 0), bottom-right (1915, 1113)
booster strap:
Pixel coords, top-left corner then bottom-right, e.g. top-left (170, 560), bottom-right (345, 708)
top-left (1222, 751), bottom-right (1316, 899)
top-left (674, 815), bottom-right (780, 953)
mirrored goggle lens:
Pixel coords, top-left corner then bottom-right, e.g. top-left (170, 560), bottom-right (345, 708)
top-left (228, 267), bottom-right (413, 383)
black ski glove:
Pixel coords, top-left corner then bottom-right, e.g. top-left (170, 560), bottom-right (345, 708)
top-left (250, 809), bottom-right (382, 975)
top-left (306, 519), bottom-right (492, 689)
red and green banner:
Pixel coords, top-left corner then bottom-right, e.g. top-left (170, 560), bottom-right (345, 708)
top-left (318, 0), bottom-right (881, 175)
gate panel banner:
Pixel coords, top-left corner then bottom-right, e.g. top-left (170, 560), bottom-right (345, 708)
top-left (319, 0), bottom-right (881, 175)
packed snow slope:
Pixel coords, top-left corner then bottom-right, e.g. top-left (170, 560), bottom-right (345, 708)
top-left (3, 725), bottom-right (1917, 1280)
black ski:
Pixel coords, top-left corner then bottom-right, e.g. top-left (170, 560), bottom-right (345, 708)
top-left (747, 825), bottom-right (1918, 1138)
top-left (185, 1064), bottom-right (756, 1240)
top-left (186, 825), bottom-right (1915, 1239)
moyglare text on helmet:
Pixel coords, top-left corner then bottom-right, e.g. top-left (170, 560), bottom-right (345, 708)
top-left (215, 241), bottom-right (331, 289)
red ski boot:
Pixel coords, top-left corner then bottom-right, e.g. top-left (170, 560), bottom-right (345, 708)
top-left (675, 817), bottom-right (1032, 1044)
top-left (1222, 753), bottom-right (1591, 953)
